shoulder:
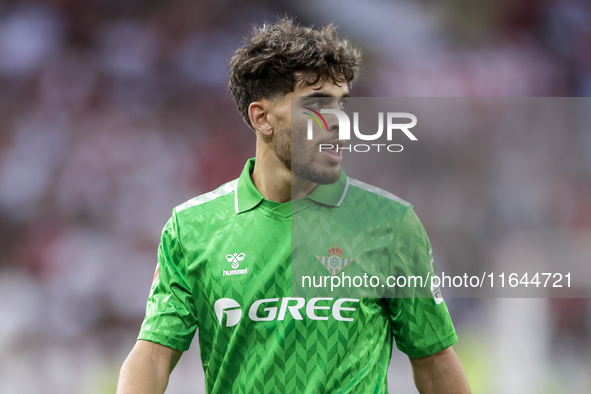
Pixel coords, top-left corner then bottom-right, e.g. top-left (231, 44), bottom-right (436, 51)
top-left (341, 177), bottom-right (424, 245)
top-left (345, 177), bottom-right (411, 209)
top-left (174, 178), bottom-right (238, 217)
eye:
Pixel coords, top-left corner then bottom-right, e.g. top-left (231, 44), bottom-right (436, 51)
top-left (307, 100), bottom-right (323, 109)
top-left (339, 97), bottom-right (350, 110)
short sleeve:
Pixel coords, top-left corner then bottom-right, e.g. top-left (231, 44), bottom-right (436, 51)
top-left (138, 209), bottom-right (198, 351)
top-left (386, 206), bottom-right (458, 358)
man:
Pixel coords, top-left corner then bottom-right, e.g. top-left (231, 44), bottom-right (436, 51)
top-left (117, 18), bottom-right (471, 394)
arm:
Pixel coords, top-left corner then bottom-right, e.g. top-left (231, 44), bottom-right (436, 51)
top-left (120, 211), bottom-right (197, 393)
top-left (116, 340), bottom-right (183, 394)
top-left (409, 346), bottom-right (471, 394)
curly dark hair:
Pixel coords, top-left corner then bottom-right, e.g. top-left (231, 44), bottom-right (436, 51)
top-left (229, 17), bottom-right (362, 131)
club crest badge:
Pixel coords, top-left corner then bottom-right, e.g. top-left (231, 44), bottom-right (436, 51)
top-left (316, 244), bottom-right (354, 276)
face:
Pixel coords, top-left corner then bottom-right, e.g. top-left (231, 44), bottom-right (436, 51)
top-left (271, 78), bottom-right (349, 184)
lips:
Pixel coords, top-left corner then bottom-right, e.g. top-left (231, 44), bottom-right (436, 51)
top-left (320, 140), bottom-right (346, 163)
top-left (321, 148), bottom-right (342, 163)
top-left (322, 140), bottom-right (347, 150)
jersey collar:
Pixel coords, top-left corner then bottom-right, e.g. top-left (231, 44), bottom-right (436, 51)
top-left (235, 158), bottom-right (350, 214)
top-left (235, 158), bottom-right (265, 214)
top-left (305, 167), bottom-right (349, 207)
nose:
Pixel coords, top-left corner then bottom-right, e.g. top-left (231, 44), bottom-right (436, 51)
top-left (327, 116), bottom-right (339, 132)
top-left (320, 107), bottom-right (348, 136)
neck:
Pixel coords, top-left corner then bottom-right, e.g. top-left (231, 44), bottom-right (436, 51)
top-left (251, 141), bottom-right (316, 203)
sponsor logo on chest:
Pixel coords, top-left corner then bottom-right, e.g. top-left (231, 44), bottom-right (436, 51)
top-left (214, 297), bottom-right (360, 327)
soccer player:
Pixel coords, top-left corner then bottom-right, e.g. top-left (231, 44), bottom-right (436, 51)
top-left (116, 18), bottom-right (471, 394)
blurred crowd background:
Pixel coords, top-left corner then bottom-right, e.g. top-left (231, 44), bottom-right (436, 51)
top-left (0, 0), bottom-right (590, 393)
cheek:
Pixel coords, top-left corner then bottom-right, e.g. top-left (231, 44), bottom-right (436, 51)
top-left (293, 115), bottom-right (326, 142)
top-left (297, 136), bottom-right (320, 157)
top-left (290, 113), bottom-right (307, 132)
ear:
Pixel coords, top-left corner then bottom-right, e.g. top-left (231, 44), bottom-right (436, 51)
top-left (248, 101), bottom-right (274, 136)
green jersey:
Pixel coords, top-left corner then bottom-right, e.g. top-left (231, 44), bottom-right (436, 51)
top-left (139, 158), bottom-right (457, 393)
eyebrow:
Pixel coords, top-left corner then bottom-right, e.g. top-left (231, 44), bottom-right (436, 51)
top-left (303, 92), bottom-right (351, 98)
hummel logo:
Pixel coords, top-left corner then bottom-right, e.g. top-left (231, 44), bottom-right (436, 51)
top-left (223, 252), bottom-right (248, 276)
top-left (226, 252), bottom-right (245, 269)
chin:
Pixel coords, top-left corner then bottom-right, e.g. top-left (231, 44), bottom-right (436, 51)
top-left (292, 162), bottom-right (340, 185)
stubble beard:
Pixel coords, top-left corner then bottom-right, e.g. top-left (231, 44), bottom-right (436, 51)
top-left (274, 123), bottom-right (341, 185)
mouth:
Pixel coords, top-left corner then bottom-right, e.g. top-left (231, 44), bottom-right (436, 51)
top-left (319, 140), bottom-right (346, 163)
